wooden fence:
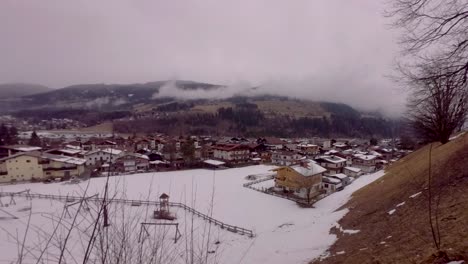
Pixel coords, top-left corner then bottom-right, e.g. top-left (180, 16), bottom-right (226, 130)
top-left (242, 175), bottom-right (318, 206)
top-left (0, 191), bottom-right (254, 237)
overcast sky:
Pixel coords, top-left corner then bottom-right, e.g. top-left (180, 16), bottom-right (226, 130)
top-left (0, 0), bottom-right (405, 115)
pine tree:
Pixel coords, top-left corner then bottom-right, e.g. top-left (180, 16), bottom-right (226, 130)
top-left (0, 124), bottom-right (8, 145)
top-left (28, 131), bottom-right (42, 147)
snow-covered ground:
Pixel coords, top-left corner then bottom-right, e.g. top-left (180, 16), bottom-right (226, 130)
top-left (0, 165), bottom-right (385, 264)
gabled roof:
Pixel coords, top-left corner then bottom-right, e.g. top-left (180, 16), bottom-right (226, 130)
top-left (0, 151), bottom-right (42, 162)
top-left (41, 153), bottom-right (87, 165)
top-left (344, 166), bottom-right (361, 173)
top-left (289, 160), bottom-right (326, 177)
top-left (212, 144), bottom-right (249, 151)
top-left (118, 152), bottom-right (149, 160)
top-left (322, 176), bottom-right (342, 184)
top-left (316, 155), bottom-right (347, 164)
top-left (353, 153), bottom-right (377, 161)
top-left (330, 173), bottom-right (349, 180)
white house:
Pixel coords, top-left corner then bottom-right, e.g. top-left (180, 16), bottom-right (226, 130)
top-left (344, 166), bottom-right (362, 177)
top-left (271, 151), bottom-right (303, 166)
top-left (84, 148), bottom-right (123, 166)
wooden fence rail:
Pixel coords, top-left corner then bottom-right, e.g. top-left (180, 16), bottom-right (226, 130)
top-left (0, 191), bottom-right (254, 237)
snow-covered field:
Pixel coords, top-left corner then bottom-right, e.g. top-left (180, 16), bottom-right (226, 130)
top-left (0, 165), bottom-right (384, 264)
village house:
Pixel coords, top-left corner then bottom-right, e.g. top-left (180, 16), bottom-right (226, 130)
top-left (314, 155), bottom-right (347, 175)
top-left (40, 153), bottom-right (86, 179)
top-left (273, 159), bottom-right (326, 200)
top-left (212, 144), bottom-right (250, 164)
top-left (352, 153), bottom-right (378, 173)
top-left (82, 138), bottom-right (117, 151)
top-left (112, 153), bottom-right (149, 173)
top-left (271, 150), bottom-right (302, 166)
top-left (0, 151), bottom-right (86, 183)
top-left (258, 137), bottom-right (285, 150)
top-left (330, 173), bottom-right (352, 186)
top-left (296, 143), bottom-right (319, 156)
top-left (0, 152), bottom-right (43, 183)
top-left (321, 176), bottom-right (343, 194)
top-left (332, 142), bottom-right (350, 151)
top-left (134, 138), bottom-right (152, 151)
top-left (343, 166), bottom-right (362, 177)
top-left (84, 148), bottom-right (123, 166)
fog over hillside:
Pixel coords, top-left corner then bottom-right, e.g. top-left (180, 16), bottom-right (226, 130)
top-left (0, 0), bottom-right (405, 116)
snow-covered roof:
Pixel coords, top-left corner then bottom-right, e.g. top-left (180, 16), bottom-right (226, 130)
top-left (317, 155), bottom-right (347, 164)
top-left (344, 166), bottom-right (361, 173)
top-left (203, 159), bottom-right (226, 166)
top-left (325, 149), bottom-right (339, 155)
top-left (331, 173), bottom-right (348, 180)
top-left (150, 160), bottom-right (169, 165)
top-left (42, 153), bottom-right (86, 165)
top-left (65, 145), bottom-right (82, 150)
top-left (251, 157), bottom-right (262, 161)
top-left (2, 145), bottom-right (42, 152)
top-left (368, 150), bottom-right (383, 157)
top-left (333, 142), bottom-right (347, 148)
top-left (58, 148), bottom-right (82, 155)
top-left (103, 148), bottom-right (123, 155)
top-left (290, 160), bottom-right (326, 177)
top-left (353, 154), bottom-right (377, 161)
top-left (121, 153), bottom-right (149, 160)
top-left (322, 176), bottom-right (342, 184)
top-left (297, 143), bottom-right (318, 148)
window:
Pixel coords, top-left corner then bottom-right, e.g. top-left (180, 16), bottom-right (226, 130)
top-left (26, 160), bottom-right (31, 163)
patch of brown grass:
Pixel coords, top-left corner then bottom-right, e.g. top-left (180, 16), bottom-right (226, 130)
top-left (312, 133), bottom-right (468, 264)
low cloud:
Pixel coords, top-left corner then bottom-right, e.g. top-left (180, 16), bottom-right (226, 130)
top-left (153, 80), bottom-right (257, 100)
top-left (152, 77), bottom-right (406, 117)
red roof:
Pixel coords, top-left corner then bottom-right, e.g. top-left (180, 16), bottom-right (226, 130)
top-left (212, 144), bottom-right (249, 151)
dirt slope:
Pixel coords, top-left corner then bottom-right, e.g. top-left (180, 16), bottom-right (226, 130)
top-left (312, 133), bottom-right (468, 264)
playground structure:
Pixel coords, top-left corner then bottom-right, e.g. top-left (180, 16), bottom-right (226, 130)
top-left (0, 191), bottom-right (255, 237)
top-left (63, 193), bottom-right (99, 218)
top-left (138, 222), bottom-right (182, 243)
top-left (0, 189), bottom-right (32, 207)
top-left (153, 193), bottom-right (176, 220)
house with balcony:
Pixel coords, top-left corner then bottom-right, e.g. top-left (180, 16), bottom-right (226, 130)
top-left (271, 150), bottom-right (302, 166)
top-left (41, 153), bottom-right (86, 179)
top-left (322, 176), bottom-right (343, 194)
top-left (212, 144), bottom-right (250, 165)
top-left (0, 152), bottom-right (43, 183)
top-left (297, 143), bottom-right (319, 156)
top-left (314, 155), bottom-right (347, 175)
top-left (351, 153), bottom-right (378, 173)
top-left (113, 153), bottom-right (149, 173)
top-left (84, 148), bottom-right (123, 166)
top-left (0, 151), bottom-right (86, 183)
top-left (273, 159), bottom-right (326, 200)
top-left (344, 166), bottom-right (362, 177)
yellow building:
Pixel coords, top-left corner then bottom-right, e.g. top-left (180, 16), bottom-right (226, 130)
top-left (0, 152), bottom-right (44, 183)
top-left (41, 153), bottom-right (86, 179)
top-left (0, 151), bottom-right (86, 183)
top-left (273, 159), bottom-right (326, 199)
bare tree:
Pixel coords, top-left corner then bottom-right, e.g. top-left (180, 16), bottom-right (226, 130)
top-left (387, 0), bottom-right (468, 143)
top-left (407, 64), bottom-right (467, 143)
